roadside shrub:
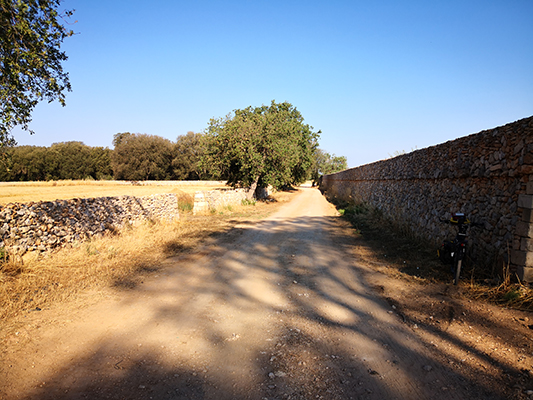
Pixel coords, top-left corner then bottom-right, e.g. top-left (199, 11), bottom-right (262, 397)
top-left (338, 202), bottom-right (369, 217)
top-left (347, 203), bottom-right (369, 215)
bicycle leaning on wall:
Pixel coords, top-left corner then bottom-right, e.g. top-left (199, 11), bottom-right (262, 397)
top-left (438, 213), bottom-right (484, 285)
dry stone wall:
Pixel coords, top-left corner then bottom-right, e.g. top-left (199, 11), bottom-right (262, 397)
top-left (320, 116), bottom-right (533, 282)
top-left (193, 189), bottom-right (248, 214)
top-left (0, 194), bottom-right (180, 256)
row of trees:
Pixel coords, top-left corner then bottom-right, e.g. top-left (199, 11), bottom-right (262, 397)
top-left (0, 135), bottom-right (196, 182)
top-left (0, 141), bottom-right (112, 181)
top-left (1, 102), bottom-right (347, 192)
top-left (111, 131), bottom-right (206, 181)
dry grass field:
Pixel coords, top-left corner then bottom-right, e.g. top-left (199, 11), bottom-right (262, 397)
top-left (0, 180), bottom-right (228, 205)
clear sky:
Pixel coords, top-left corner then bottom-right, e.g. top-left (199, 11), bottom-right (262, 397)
top-left (13, 0), bottom-right (533, 168)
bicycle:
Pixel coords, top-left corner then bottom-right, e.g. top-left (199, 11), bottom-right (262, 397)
top-left (438, 213), bottom-right (484, 285)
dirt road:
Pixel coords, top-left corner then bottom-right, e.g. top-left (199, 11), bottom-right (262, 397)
top-left (1, 188), bottom-right (504, 399)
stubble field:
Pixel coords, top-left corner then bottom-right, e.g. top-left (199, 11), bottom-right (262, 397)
top-left (0, 180), bottom-right (228, 205)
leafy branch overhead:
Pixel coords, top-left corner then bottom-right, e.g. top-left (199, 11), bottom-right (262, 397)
top-left (201, 101), bottom-right (320, 197)
top-left (0, 0), bottom-right (75, 146)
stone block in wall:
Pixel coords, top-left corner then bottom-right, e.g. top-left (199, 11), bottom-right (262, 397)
top-left (192, 189), bottom-right (247, 214)
top-left (523, 209), bottom-right (533, 223)
top-left (517, 266), bottom-right (533, 283)
top-left (527, 181), bottom-right (533, 195)
top-left (516, 221), bottom-right (533, 237)
top-left (521, 238), bottom-right (533, 252)
top-left (256, 186), bottom-right (272, 199)
top-left (521, 165), bottom-right (533, 175)
top-left (518, 194), bottom-right (533, 209)
top-left (511, 250), bottom-right (533, 267)
top-left (193, 192), bottom-right (208, 215)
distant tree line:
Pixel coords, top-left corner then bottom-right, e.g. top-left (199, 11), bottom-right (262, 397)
top-left (110, 131), bottom-right (207, 181)
top-left (0, 103), bottom-right (348, 184)
top-left (0, 142), bottom-right (112, 181)
top-left (0, 131), bottom-right (213, 182)
top-left (0, 135), bottom-right (346, 183)
top-left (310, 148), bottom-right (348, 185)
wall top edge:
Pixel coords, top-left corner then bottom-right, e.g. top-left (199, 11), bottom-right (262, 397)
top-left (325, 115), bottom-right (533, 179)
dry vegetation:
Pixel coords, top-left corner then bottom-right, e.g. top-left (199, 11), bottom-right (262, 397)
top-left (0, 180), bottom-right (227, 205)
top-left (0, 186), bottom-right (295, 332)
top-left (337, 201), bottom-right (533, 310)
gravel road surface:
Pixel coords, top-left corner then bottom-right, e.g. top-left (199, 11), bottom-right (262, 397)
top-left (1, 188), bottom-right (502, 399)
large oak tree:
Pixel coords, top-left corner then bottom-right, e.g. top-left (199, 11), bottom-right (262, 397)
top-left (201, 101), bottom-right (319, 198)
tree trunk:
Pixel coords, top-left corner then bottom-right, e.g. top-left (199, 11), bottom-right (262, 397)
top-left (247, 176), bottom-right (259, 200)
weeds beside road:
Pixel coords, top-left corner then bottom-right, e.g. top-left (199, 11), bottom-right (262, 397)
top-left (336, 201), bottom-right (533, 310)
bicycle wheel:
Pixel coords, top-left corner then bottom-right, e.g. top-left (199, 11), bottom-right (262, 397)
top-left (453, 259), bottom-right (462, 285)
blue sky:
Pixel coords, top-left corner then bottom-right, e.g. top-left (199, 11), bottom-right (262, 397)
top-left (13, 0), bottom-right (533, 168)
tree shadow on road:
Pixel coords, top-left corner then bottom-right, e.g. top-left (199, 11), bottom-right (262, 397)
top-left (14, 215), bottom-right (517, 400)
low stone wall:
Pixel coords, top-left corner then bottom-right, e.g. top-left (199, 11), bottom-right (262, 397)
top-left (320, 116), bottom-right (533, 281)
top-left (129, 180), bottom-right (226, 186)
top-left (193, 189), bottom-right (248, 214)
top-left (0, 194), bottom-right (180, 256)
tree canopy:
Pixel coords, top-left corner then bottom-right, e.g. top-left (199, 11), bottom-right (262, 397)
top-left (0, 0), bottom-right (74, 147)
top-left (111, 133), bottom-right (174, 180)
top-left (172, 131), bottom-right (204, 180)
top-left (201, 101), bottom-right (319, 197)
top-left (0, 141), bottom-right (112, 181)
top-left (310, 148), bottom-right (348, 184)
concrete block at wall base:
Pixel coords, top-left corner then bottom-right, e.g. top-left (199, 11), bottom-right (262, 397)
top-left (516, 221), bottom-right (533, 237)
top-left (193, 192), bottom-right (207, 215)
top-left (511, 249), bottom-right (533, 267)
top-left (518, 194), bottom-right (533, 209)
top-left (516, 265), bottom-right (533, 283)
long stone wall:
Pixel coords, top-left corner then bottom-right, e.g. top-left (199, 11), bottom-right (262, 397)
top-left (0, 194), bottom-right (180, 257)
top-left (320, 116), bottom-right (533, 282)
top-left (0, 186), bottom-right (253, 259)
